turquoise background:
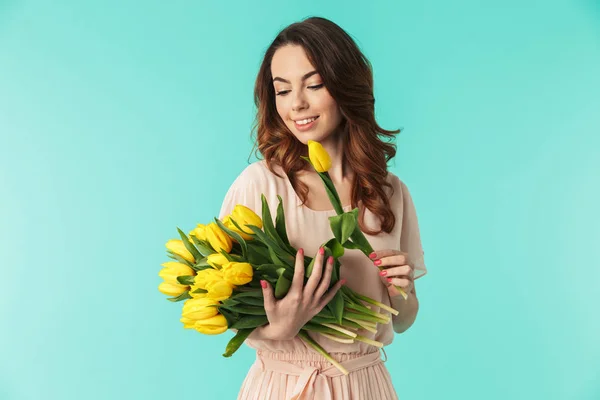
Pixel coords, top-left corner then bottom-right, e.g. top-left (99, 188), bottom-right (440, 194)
top-left (1, 1), bottom-right (599, 399)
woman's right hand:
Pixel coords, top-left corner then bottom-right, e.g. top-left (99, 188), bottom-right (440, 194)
top-left (260, 247), bottom-right (346, 340)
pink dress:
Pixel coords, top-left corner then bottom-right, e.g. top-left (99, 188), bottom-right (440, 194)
top-left (218, 160), bottom-right (428, 400)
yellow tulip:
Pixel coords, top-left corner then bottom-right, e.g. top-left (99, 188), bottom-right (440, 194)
top-left (307, 140), bottom-right (332, 172)
top-left (193, 268), bottom-right (224, 289)
top-left (194, 314), bottom-right (228, 335)
top-left (181, 297), bottom-right (219, 321)
top-left (204, 279), bottom-right (234, 301)
top-left (205, 222), bottom-right (232, 253)
top-left (158, 281), bottom-right (189, 297)
top-left (158, 261), bottom-right (195, 285)
top-left (222, 262), bottom-right (253, 286)
top-left (189, 223), bottom-right (207, 241)
top-left (190, 269), bottom-right (235, 300)
top-left (165, 239), bottom-right (195, 263)
top-left (180, 316), bottom-right (196, 329)
top-left (226, 205), bottom-right (262, 241)
top-left (207, 253), bottom-right (229, 269)
top-left (223, 216), bottom-right (250, 241)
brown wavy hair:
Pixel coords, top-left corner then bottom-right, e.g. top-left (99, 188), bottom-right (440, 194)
top-left (249, 16), bottom-right (401, 235)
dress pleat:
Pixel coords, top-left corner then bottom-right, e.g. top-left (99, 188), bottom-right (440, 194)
top-left (237, 349), bottom-right (399, 400)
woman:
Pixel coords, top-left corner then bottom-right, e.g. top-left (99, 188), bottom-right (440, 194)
top-left (218, 16), bottom-right (428, 400)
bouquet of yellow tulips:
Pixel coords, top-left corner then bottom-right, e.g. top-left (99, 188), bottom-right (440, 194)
top-left (158, 141), bottom-right (401, 375)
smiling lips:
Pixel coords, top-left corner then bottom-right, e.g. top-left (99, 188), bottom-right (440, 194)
top-left (294, 115), bottom-right (319, 131)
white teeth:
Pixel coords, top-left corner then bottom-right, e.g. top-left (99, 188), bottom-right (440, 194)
top-left (296, 117), bottom-right (317, 125)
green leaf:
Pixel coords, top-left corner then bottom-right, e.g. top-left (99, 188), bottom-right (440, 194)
top-left (191, 288), bottom-right (208, 294)
top-left (195, 264), bottom-right (218, 272)
top-left (246, 243), bottom-right (272, 265)
top-left (218, 249), bottom-right (235, 262)
top-left (214, 217), bottom-right (248, 260)
top-left (328, 212), bottom-right (357, 245)
top-left (220, 298), bottom-right (241, 307)
top-left (256, 264), bottom-right (281, 279)
top-left (324, 238), bottom-right (345, 259)
top-left (220, 304), bottom-right (266, 315)
top-left (190, 236), bottom-right (216, 257)
top-left (325, 290), bottom-right (345, 325)
top-left (223, 328), bottom-right (253, 357)
top-left (167, 291), bottom-right (192, 302)
top-left (274, 268), bottom-right (292, 299)
top-left (257, 264), bottom-right (293, 280)
top-left (268, 246), bottom-right (285, 265)
top-left (176, 275), bottom-right (196, 285)
top-left (349, 224), bottom-right (374, 255)
top-left (177, 228), bottom-right (202, 260)
top-left (218, 307), bottom-right (239, 329)
top-left (245, 224), bottom-right (295, 266)
top-left (305, 257), bottom-right (316, 278)
top-left (232, 296), bottom-right (264, 307)
top-left (260, 194), bottom-right (291, 253)
top-left (231, 289), bottom-right (262, 298)
top-left (192, 256), bottom-right (211, 271)
top-left (166, 252), bottom-right (194, 267)
top-left (341, 240), bottom-right (362, 250)
top-left (230, 315), bottom-right (269, 330)
top-left (275, 195), bottom-right (296, 253)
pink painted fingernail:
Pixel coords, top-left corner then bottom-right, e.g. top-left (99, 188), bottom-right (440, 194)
top-left (387, 278), bottom-right (392, 282)
top-left (379, 270), bottom-right (387, 276)
top-left (373, 260), bottom-right (382, 266)
top-left (319, 247), bottom-right (325, 255)
top-left (298, 248), bottom-right (304, 256)
top-left (340, 279), bottom-right (347, 285)
top-left (260, 280), bottom-right (267, 288)
top-left (369, 252), bottom-right (377, 259)
top-left (328, 256), bottom-right (334, 264)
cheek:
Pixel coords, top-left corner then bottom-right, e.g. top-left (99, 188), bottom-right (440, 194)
top-left (275, 101), bottom-right (285, 121)
top-left (315, 91), bottom-right (339, 116)
top-left (275, 100), bottom-right (288, 122)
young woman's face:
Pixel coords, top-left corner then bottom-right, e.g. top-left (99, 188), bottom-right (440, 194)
top-left (271, 45), bottom-right (343, 145)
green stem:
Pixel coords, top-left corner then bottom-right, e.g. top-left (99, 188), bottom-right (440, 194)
top-left (344, 303), bottom-right (390, 322)
top-left (298, 330), bottom-right (349, 375)
top-left (320, 332), bottom-right (354, 344)
top-left (321, 323), bottom-right (358, 338)
top-left (344, 317), bottom-right (377, 334)
top-left (352, 292), bottom-right (400, 316)
top-left (344, 310), bottom-right (388, 324)
top-left (354, 334), bottom-right (384, 348)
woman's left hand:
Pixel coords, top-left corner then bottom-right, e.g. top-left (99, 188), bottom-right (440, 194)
top-left (369, 250), bottom-right (415, 297)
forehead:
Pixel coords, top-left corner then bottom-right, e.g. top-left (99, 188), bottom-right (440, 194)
top-left (271, 45), bottom-right (317, 78)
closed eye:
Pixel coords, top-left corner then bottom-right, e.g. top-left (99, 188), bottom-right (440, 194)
top-left (276, 83), bottom-right (324, 96)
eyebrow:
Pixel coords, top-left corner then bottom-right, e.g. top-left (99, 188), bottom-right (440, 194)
top-left (272, 70), bottom-right (319, 84)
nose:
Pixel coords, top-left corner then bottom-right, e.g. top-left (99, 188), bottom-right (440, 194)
top-left (291, 89), bottom-right (308, 112)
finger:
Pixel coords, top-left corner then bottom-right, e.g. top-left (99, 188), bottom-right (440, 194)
top-left (317, 278), bottom-right (346, 310)
top-left (289, 248), bottom-right (305, 294)
top-left (378, 265), bottom-right (412, 278)
top-left (261, 279), bottom-right (276, 312)
top-left (304, 247), bottom-right (325, 296)
top-left (314, 255), bottom-right (334, 300)
top-left (373, 253), bottom-right (409, 268)
top-left (369, 249), bottom-right (403, 260)
top-left (386, 277), bottom-right (413, 289)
